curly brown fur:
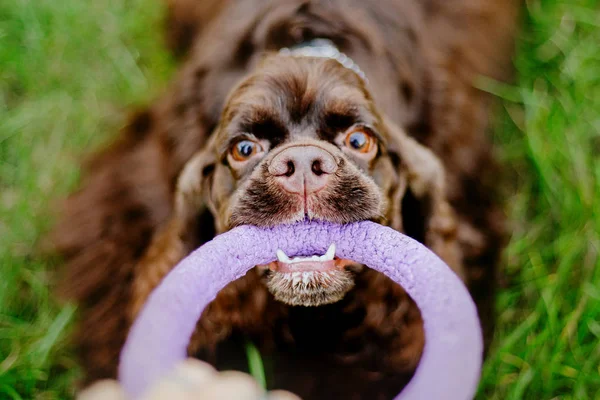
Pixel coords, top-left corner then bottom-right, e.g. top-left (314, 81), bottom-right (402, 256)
top-left (51, 0), bottom-right (521, 397)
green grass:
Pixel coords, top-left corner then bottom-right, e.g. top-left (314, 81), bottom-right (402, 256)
top-left (1, 0), bottom-right (599, 398)
top-left (478, 1), bottom-right (600, 398)
top-left (245, 341), bottom-right (267, 390)
top-left (0, 0), bottom-right (173, 397)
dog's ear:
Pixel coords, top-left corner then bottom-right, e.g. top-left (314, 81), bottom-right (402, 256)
top-left (381, 116), bottom-right (465, 280)
top-left (140, 136), bottom-right (218, 263)
top-left (129, 140), bottom-right (217, 319)
top-left (174, 144), bottom-right (216, 223)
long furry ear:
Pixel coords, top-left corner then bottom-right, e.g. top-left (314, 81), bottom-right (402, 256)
top-left (173, 142), bottom-right (217, 230)
top-left (382, 116), bottom-right (465, 280)
top-left (129, 143), bottom-right (217, 319)
top-left (152, 138), bottom-right (218, 251)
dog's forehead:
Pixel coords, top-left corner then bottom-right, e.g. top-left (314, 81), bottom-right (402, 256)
top-left (219, 56), bottom-right (380, 144)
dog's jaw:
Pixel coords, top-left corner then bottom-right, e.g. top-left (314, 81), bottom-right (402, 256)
top-left (256, 244), bottom-right (358, 306)
top-left (265, 269), bottom-right (355, 307)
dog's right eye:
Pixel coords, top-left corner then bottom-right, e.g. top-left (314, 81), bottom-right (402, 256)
top-left (343, 129), bottom-right (377, 155)
top-left (230, 139), bottom-right (263, 162)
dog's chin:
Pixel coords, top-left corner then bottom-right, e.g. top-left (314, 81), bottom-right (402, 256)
top-left (265, 269), bottom-right (355, 307)
top-left (257, 256), bottom-right (360, 307)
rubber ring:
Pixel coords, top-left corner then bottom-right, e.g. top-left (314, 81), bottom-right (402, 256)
top-left (119, 220), bottom-right (482, 399)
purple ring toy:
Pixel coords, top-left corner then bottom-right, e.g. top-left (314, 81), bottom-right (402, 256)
top-left (119, 220), bottom-right (482, 399)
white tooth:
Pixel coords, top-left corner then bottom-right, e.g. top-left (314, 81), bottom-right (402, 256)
top-left (278, 248), bottom-right (337, 265)
top-left (277, 249), bottom-right (291, 264)
top-left (323, 243), bottom-right (336, 261)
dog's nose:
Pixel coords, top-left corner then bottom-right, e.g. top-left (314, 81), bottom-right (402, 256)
top-left (268, 145), bottom-right (338, 194)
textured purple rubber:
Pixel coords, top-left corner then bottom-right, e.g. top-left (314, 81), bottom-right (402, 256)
top-left (119, 220), bottom-right (482, 399)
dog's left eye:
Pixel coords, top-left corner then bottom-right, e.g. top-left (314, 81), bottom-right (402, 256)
top-left (230, 139), bottom-right (263, 162)
top-left (344, 130), bottom-right (376, 154)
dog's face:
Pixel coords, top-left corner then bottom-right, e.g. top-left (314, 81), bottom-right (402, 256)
top-left (195, 55), bottom-right (417, 306)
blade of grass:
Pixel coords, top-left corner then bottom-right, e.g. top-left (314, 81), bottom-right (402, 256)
top-left (245, 341), bottom-right (267, 390)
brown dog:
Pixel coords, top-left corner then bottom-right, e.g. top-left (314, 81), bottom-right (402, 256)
top-left (53, 1), bottom-right (520, 398)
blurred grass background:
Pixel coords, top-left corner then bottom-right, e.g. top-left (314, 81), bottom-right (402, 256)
top-left (0, 0), bottom-right (599, 398)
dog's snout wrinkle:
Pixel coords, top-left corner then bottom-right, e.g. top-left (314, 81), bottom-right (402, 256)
top-left (269, 145), bottom-right (337, 195)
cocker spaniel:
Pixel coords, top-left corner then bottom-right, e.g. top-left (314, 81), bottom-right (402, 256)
top-left (53, 0), bottom-right (520, 398)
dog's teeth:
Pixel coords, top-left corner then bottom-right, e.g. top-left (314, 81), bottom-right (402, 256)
top-left (323, 243), bottom-right (336, 261)
top-left (276, 244), bottom-right (336, 265)
top-left (276, 249), bottom-right (291, 263)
